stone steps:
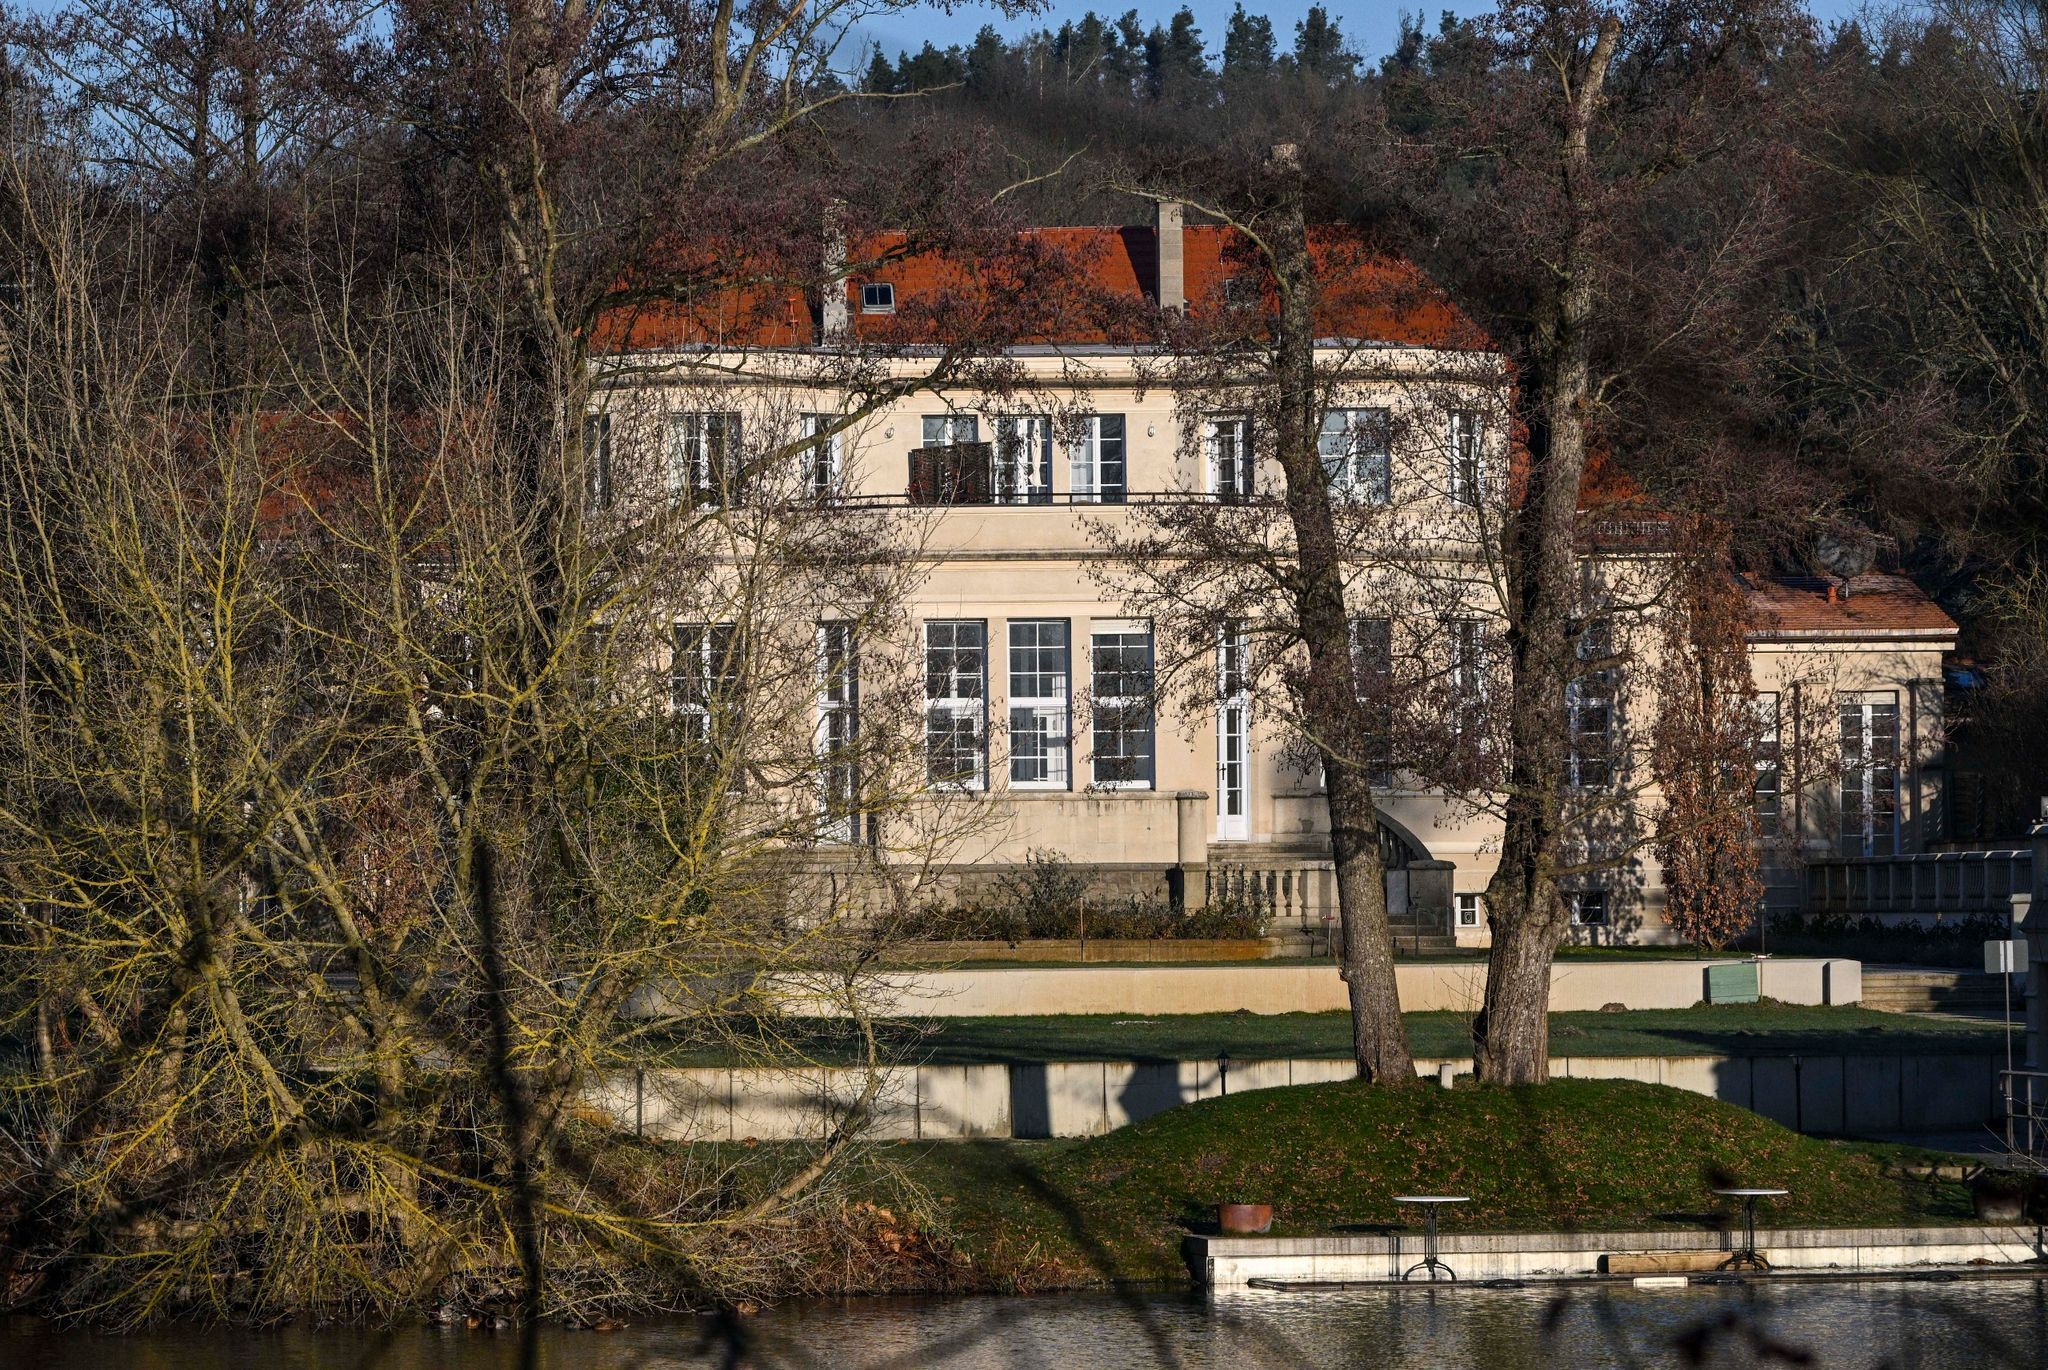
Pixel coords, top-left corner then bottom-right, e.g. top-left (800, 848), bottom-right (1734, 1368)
top-left (1860, 970), bottom-right (2011, 1013)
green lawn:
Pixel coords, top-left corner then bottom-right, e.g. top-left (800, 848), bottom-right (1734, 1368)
top-left (855, 1078), bottom-right (1979, 1288)
top-left (652, 1005), bottom-right (2010, 1067)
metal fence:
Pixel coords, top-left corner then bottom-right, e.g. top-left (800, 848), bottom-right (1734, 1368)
top-left (1803, 850), bottom-right (2032, 919)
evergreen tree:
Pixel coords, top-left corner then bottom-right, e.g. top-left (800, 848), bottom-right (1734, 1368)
top-left (1222, 4), bottom-right (1277, 79)
top-left (1293, 4), bottom-right (1357, 81)
top-left (862, 48), bottom-right (900, 94)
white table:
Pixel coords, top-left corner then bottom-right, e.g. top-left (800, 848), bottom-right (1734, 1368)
top-left (1392, 1195), bottom-right (1470, 1281)
top-left (1711, 1187), bottom-right (1788, 1271)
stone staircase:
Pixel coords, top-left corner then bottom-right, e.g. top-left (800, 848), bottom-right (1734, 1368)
top-left (1386, 914), bottom-right (1459, 956)
top-left (1859, 968), bottom-right (2012, 1015)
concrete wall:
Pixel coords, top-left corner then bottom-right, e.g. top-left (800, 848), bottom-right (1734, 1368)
top-left (845, 957), bottom-right (1860, 1018)
top-left (1193, 1224), bottom-right (2042, 1287)
top-left (598, 1046), bottom-right (1997, 1143)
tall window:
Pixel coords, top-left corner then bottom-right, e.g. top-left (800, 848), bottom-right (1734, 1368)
top-left (1447, 616), bottom-right (1485, 746)
top-left (1206, 416), bottom-right (1252, 502)
top-left (670, 412), bottom-right (741, 505)
top-left (1449, 409), bottom-right (1483, 505)
top-left (1839, 693), bottom-right (1899, 856)
top-left (1091, 622), bottom-right (1154, 787)
top-left (1008, 620), bottom-right (1070, 788)
top-left (672, 622), bottom-right (741, 744)
top-left (1351, 615), bottom-right (1395, 786)
top-left (1216, 624), bottom-right (1250, 838)
top-left (1753, 691), bottom-right (1782, 827)
top-left (584, 413), bottom-right (613, 511)
top-left (924, 620), bottom-right (987, 789)
top-left (993, 416), bottom-right (1054, 505)
top-left (1566, 617), bottom-right (1617, 788)
top-left (1069, 415), bottom-right (1127, 503)
top-left (1319, 408), bottom-right (1391, 504)
top-left (801, 414), bottom-right (841, 501)
top-left (818, 623), bottom-right (861, 842)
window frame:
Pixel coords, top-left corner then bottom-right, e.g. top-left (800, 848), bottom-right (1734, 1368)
top-left (1566, 617), bottom-right (1618, 789)
top-left (584, 412), bottom-right (613, 511)
top-left (1069, 414), bottom-right (1128, 504)
top-left (1449, 409), bottom-right (1483, 505)
top-left (817, 621), bottom-right (863, 842)
top-left (1206, 415), bottom-right (1253, 503)
top-left (1319, 407), bottom-right (1392, 505)
top-left (672, 621), bottom-right (742, 746)
top-left (1838, 691), bottom-right (1900, 857)
top-left (993, 415), bottom-right (1055, 506)
top-left (924, 619), bottom-right (989, 791)
top-left (1216, 623), bottom-right (1251, 839)
top-left (1089, 621), bottom-right (1155, 789)
top-left (1456, 892), bottom-right (1482, 928)
top-left (1753, 690), bottom-right (1782, 826)
top-left (801, 413), bottom-right (842, 502)
top-left (1350, 615), bottom-right (1396, 786)
top-left (1569, 889), bottom-right (1609, 927)
top-left (669, 411), bottom-right (743, 506)
top-left (1007, 619), bottom-right (1071, 789)
top-left (860, 282), bottom-right (896, 314)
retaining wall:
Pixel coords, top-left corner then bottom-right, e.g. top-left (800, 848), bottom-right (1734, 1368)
top-left (847, 957), bottom-right (1860, 1018)
top-left (594, 1047), bottom-right (1999, 1143)
top-left (1188, 1224), bottom-right (2042, 1287)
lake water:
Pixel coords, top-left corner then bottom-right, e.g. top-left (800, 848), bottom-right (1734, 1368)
top-left (7, 1278), bottom-right (2046, 1368)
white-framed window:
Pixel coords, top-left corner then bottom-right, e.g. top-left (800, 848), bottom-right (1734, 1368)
top-left (1569, 889), bottom-right (1608, 926)
top-left (860, 282), bottom-right (895, 313)
top-left (924, 620), bottom-right (987, 789)
top-left (1447, 616), bottom-right (1485, 746)
top-left (670, 412), bottom-right (741, 505)
top-left (672, 622), bottom-right (741, 745)
top-left (1753, 690), bottom-right (1782, 826)
top-left (1206, 415), bottom-right (1253, 502)
top-left (818, 622), bottom-right (861, 842)
top-left (1319, 407), bottom-right (1391, 504)
top-left (922, 413), bottom-right (979, 448)
top-left (800, 414), bottom-right (842, 501)
top-left (1839, 692), bottom-right (1900, 857)
top-left (1449, 409), bottom-right (1483, 505)
top-left (1008, 619), bottom-right (1070, 788)
top-left (1456, 892), bottom-right (1482, 928)
top-left (584, 412), bottom-right (613, 511)
top-left (1216, 623), bottom-right (1250, 839)
top-left (1090, 621), bottom-right (1154, 788)
top-left (1069, 414), bottom-right (1127, 504)
top-left (1350, 615), bottom-right (1395, 785)
top-left (1566, 617), bottom-right (1617, 789)
top-left (993, 416), bottom-right (1054, 505)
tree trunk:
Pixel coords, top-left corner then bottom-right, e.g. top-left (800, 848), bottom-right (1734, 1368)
top-left (1267, 145), bottom-right (1414, 1083)
top-left (1474, 16), bottom-right (1621, 1086)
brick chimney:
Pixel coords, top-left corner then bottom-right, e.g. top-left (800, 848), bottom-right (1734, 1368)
top-left (1155, 200), bottom-right (1185, 312)
top-left (820, 204), bottom-right (849, 342)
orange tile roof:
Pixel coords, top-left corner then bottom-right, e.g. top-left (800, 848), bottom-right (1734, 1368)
top-left (1743, 574), bottom-right (1956, 640)
top-left (599, 222), bottom-right (1483, 352)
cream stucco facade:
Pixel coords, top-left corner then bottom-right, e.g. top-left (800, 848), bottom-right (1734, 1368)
top-left (606, 315), bottom-right (1955, 948)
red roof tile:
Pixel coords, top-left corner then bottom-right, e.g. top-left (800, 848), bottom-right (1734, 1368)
top-left (600, 222), bottom-right (1483, 352)
top-left (1744, 574), bottom-right (1956, 640)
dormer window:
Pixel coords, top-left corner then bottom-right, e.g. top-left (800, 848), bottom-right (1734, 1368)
top-left (860, 282), bottom-right (896, 314)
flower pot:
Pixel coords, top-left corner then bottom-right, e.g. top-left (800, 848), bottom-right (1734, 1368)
top-left (1218, 1203), bottom-right (1273, 1235)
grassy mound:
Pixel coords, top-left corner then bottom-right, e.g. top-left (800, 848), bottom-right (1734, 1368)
top-left (895, 1077), bottom-right (1972, 1288)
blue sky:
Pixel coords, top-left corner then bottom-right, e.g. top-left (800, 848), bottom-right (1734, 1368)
top-left (852, 0), bottom-right (1884, 74)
